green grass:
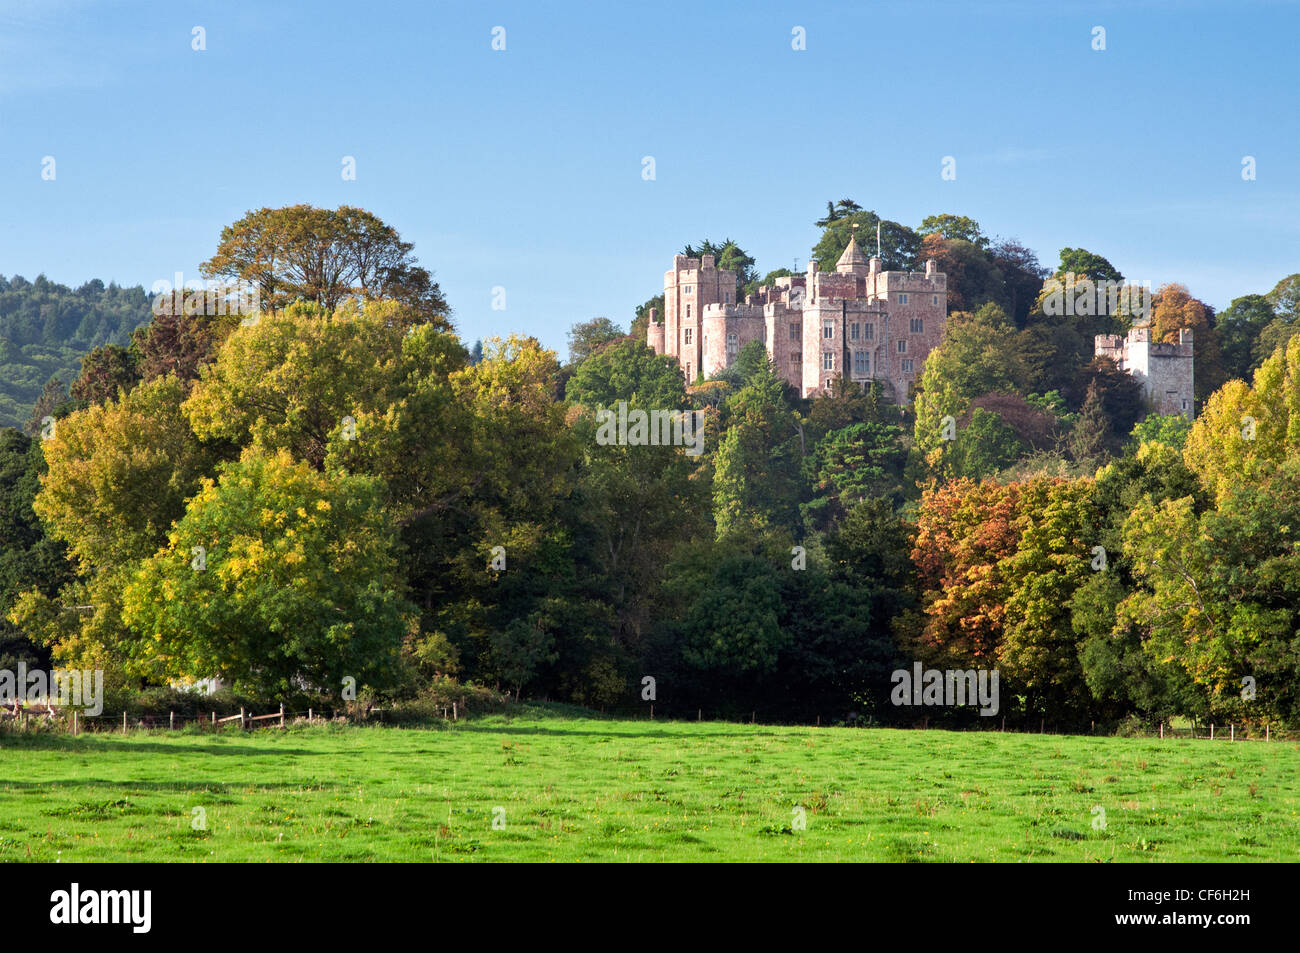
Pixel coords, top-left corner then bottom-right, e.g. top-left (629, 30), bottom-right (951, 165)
top-left (2, 711), bottom-right (1297, 862)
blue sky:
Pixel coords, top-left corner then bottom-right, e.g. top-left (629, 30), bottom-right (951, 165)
top-left (1, 0), bottom-right (1296, 354)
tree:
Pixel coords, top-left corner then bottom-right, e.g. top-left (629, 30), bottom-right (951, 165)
top-left (988, 239), bottom-right (1048, 326)
top-left (130, 308), bottom-right (239, 387)
top-left (0, 430), bottom-right (72, 670)
top-left (565, 338), bottom-right (686, 410)
top-left (917, 234), bottom-right (1005, 313)
top-left (910, 479), bottom-right (1023, 669)
top-left (682, 239), bottom-right (758, 294)
top-left (1055, 248), bottom-right (1122, 283)
top-left (997, 478), bottom-right (1097, 719)
top-left (17, 374), bottom-right (221, 673)
top-left (1215, 293), bottom-right (1276, 382)
top-left (949, 407), bottom-right (1028, 478)
top-left (1150, 283), bottom-right (1225, 404)
top-left (121, 451), bottom-right (414, 696)
top-left (566, 317), bottom-right (625, 366)
top-left (201, 205), bottom-right (450, 322)
top-left (811, 209), bottom-right (918, 273)
top-left (1182, 335), bottom-right (1300, 500)
top-left (1128, 412), bottom-right (1192, 451)
top-left (24, 375), bottom-right (69, 437)
top-left (912, 303), bottom-right (1022, 466)
top-left (1119, 459), bottom-right (1300, 723)
top-left (70, 344), bottom-right (140, 407)
top-left (36, 374), bottom-right (217, 572)
top-left (712, 365), bottom-right (803, 540)
top-left (804, 420), bottom-right (906, 524)
top-left (184, 301), bottom-right (456, 472)
top-left (917, 214), bottom-right (988, 249)
top-left (1067, 381), bottom-right (1111, 465)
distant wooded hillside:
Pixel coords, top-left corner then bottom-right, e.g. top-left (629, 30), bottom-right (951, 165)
top-left (0, 274), bottom-right (153, 429)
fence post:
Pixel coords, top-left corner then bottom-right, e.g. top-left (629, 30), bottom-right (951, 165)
top-left (73, 710), bottom-right (78, 735)
top-left (698, 709), bottom-right (702, 722)
top-left (123, 711), bottom-right (127, 734)
top-left (170, 711), bottom-right (175, 731)
top-left (211, 711), bottom-right (215, 727)
top-left (1210, 723), bottom-right (1215, 741)
top-left (1040, 718), bottom-right (1045, 734)
top-left (280, 702), bottom-right (285, 727)
top-left (1160, 721), bottom-right (1164, 739)
top-left (1266, 724), bottom-right (1270, 742)
top-left (1230, 723), bottom-right (1235, 742)
top-left (452, 701), bottom-right (457, 721)
top-left (240, 706), bottom-right (246, 730)
top-left (309, 707), bottom-right (313, 722)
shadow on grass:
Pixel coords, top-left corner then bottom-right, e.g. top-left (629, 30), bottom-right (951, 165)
top-left (0, 734), bottom-right (317, 757)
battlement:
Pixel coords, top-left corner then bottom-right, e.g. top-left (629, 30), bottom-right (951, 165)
top-left (1094, 326), bottom-right (1195, 418)
top-left (649, 244), bottom-right (949, 399)
top-left (877, 271), bottom-right (947, 291)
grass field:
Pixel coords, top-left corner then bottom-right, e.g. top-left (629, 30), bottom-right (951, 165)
top-left (2, 710), bottom-right (1297, 862)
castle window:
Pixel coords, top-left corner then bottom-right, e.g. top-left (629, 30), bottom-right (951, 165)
top-left (724, 292), bottom-right (730, 303)
top-left (854, 350), bottom-right (869, 374)
top-left (901, 359), bottom-right (914, 373)
top-left (684, 286), bottom-right (693, 294)
top-left (932, 295), bottom-right (939, 306)
top-left (896, 340), bottom-right (907, 354)
top-left (791, 352), bottom-right (801, 366)
top-left (850, 322), bottom-right (860, 340)
top-left (822, 352), bottom-right (834, 370)
top-left (686, 362), bottom-right (692, 381)
top-left (685, 304), bottom-right (691, 318)
top-left (727, 333), bottom-right (738, 357)
top-left (899, 293), bottom-right (909, 305)
top-left (684, 328), bottom-right (692, 345)
top-left (910, 318), bottom-right (923, 334)
top-left (864, 323), bottom-right (875, 339)
top-left (789, 324), bottom-right (800, 341)
top-left (823, 322), bottom-right (834, 339)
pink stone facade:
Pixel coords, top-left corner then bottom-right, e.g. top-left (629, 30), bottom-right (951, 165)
top-left (647, 238), bottom-right (947, 401)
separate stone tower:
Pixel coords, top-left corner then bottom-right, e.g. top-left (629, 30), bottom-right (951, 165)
top-left (1095, 326), bottom-right (1195, 418)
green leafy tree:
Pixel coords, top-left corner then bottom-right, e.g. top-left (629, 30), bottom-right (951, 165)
top-left (122, 451), bottom-right (414, 695)
top-left (917, 213), bottom-right (988, 249)
top-left (712, 366), bottom-right (803, 540)
top-left (811, 209), bottom-right (918, 273)
top-left (565, 338), bottom-right (686, 410)
top-left (1055, 248), bottom-right (1123, 283)
top-left (566, 317), bottom-right (625, 366)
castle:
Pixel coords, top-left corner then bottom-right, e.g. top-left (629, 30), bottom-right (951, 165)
top-left (644, 235), bottom-right (1195, 418)
top-left (1094, 326), bottom-right (1194, 418)
top-left (647, 236), bottom-right (947, 401)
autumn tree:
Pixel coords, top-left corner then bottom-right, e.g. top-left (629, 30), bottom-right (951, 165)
top-left (201, 205), bottom-right (449, 322)
top-left (1149, 282), bottom-right (1225, 404)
